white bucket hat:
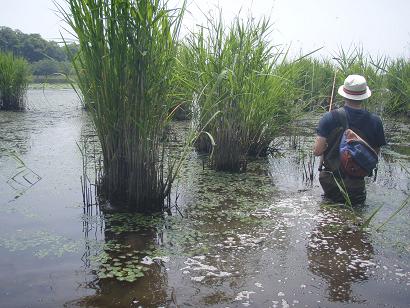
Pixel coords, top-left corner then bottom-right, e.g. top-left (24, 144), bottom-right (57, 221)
top-left (338, 74), bottom-right (371, 100)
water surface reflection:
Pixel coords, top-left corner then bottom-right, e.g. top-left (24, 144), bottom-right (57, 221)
top-left (307, 208), bottom-right (374, 303)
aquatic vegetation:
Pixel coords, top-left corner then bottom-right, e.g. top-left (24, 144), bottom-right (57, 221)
top-left (104, 212), bottom-right (164, 235)
top-left (89, 243), bottom-right (149, 282)
top-left (59, 0), bottom-right (199, 212)
top-left (177, 12), bottom-right (299, 171)
top-left (276, 57), bottom-right (335, 110)
top-left (0, 230), bottom-right (81, 258)
top-left (332, 173), bottom-right (353, 208)
top-left (0, 52), bottom-right (30, 110)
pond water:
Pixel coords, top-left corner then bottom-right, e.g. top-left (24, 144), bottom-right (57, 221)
top-left (0, 89), bottom-right (409, 307)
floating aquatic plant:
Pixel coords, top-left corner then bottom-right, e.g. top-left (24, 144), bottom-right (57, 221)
top-left (91, 250), bottom-right (148, 282)
top-left (104, 212), bottom-right (165, 234)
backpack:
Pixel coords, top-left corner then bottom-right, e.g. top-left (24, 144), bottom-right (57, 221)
top-left (322, 107), bottom-right (378, 177)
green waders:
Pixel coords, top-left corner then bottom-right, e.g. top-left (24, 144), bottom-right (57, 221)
top-left (319, 170), bottom-right (366, 205)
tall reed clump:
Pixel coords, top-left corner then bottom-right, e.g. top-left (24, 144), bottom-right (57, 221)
top-left (385, 58), bottom-right (410, 115)
top-left (178, 13), bottom-right (299, 171)
top-left (0, 52), bottom-right (30, 110)
top-left (275, 57), bottom-right (335, 111)
top-left (59, 0), bottom-right (188, 212)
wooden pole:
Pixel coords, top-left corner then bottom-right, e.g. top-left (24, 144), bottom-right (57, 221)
top-left (318, 71), bottom-right (337, 171)
top-left (328, 71), bottom-right (337, 112)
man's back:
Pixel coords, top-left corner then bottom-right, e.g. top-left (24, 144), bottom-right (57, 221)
top-left (316, 106), bottom-right (386, 150)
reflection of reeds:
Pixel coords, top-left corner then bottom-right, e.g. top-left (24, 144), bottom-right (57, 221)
top-left (59, 0), bottom-right (188, 212)
top-left (5, 151), bottom-right (42, 197)
top-left (0, 52), bottom-right (30, 110)
top-left (77, 139), bottom-right (100, 214)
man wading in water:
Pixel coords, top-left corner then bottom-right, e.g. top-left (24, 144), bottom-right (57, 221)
top-left (313, 75), bottom-right (386, 204)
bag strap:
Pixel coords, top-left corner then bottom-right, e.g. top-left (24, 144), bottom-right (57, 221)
top-left (333, 107), bottom-right (349, 129)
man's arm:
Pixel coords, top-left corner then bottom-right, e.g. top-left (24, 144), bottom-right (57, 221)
top-left (313, 136), bottom-right (327, 156)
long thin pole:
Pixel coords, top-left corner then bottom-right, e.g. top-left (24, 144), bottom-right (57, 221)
top-left (318, 71), bottom-right (337, 171)
top-left (329, 71), bottom-right (337, 112)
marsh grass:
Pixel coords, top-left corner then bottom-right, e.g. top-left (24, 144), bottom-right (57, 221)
top-left (385, 58), bottom-right (410, 114)
top-left (0, 52), bottom-right (30, 110)
top-left (59, 0), bottom-right (198, 212)
top-left (177, 12), bottom-right (299, 171)
top-left (277, 57), bottom-right (335, 110)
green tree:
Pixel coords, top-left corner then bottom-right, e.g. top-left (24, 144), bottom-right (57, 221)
top-left (31, 59), bottom-right (61, 75)
top-left (0, 26), bottom-right (79, 63)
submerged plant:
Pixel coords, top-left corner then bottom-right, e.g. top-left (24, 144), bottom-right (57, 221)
top-left (0, 52), bottom-right (30, 110)
top-left (59, 0), bottom-right (195, 212)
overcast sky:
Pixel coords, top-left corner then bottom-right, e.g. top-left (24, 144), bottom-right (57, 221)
top-left (1, 0), bottom-right (409, 58)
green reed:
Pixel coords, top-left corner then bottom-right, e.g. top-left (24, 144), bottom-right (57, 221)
top-left (385, 58), bottom-right (410, 114)
top-left (276, 57), bottom-right (335, 110)
top-left (0, 52), bottom-right (30, 110)
top-left (59, 0), bottom-right (192, 212)
top-left (177, 12), bottom-right (299, 171)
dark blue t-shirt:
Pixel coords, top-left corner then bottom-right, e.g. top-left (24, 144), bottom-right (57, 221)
top-left (316, 105), bottom-right (387, 149)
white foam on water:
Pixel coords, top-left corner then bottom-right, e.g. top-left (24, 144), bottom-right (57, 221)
top-left (235, 291), bottom-right (256, 301)
top-left (191, 276), bottom-right (205, 282)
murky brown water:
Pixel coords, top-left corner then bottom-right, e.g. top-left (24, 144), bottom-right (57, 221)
top-left (0, 89), bottom-right (409, 307)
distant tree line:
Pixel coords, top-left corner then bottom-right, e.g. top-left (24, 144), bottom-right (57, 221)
top-left (0, 26), bottom-right (78, 76)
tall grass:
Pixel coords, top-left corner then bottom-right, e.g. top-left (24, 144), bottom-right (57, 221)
top-left (0, 52), bottom-right (30, 110)
top-left (385, 58), bottom-right (410, 114)
top-left (276, 57), bottom-right (335, 110)
top-left (177, 13), bottom-right (299, 171)
top-left (59, 0), bottom-right (190, 212)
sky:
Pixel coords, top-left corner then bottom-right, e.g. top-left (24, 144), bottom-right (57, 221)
top-left (1, 0), bottom-right (409, 59)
